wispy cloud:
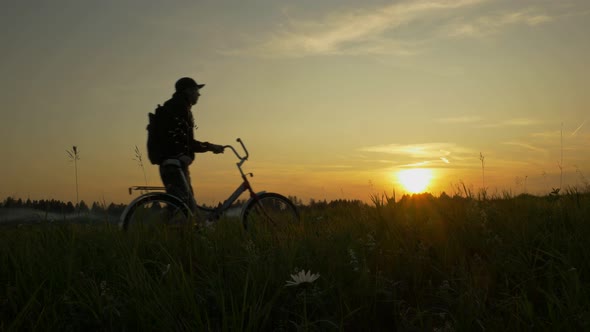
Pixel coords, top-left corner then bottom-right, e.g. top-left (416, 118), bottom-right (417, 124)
top-left (228, 0), bottom-right (485, 57)
top-left (478, 118), bottom-right (539, 128)
top-left (571, 119), bottom-right (587, 137)
top-left (401, 161), bottom-right (431, 167)
top-left (529, 121), bottom-right (588, 139)
top-left (360, 142), bottom-right (476, 167)
top-left (222, 0), bottom-right (578, 58)
top-left (446, 8), bottom-right (554, 38)
top-left (435, 116), bottom-right (539, 128)
top-left (530, 130), bottom-right (560, 139)
top-left (502, 141), bottom-right (548, 154)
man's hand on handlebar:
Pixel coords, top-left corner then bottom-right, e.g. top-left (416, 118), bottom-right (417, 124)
top-left (209, 143), bottom-right (225, 154)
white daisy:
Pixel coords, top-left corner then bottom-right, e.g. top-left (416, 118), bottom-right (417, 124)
top-left (285, 270), bottom-right (320, 287)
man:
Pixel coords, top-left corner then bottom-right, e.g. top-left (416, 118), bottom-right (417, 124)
top-left (157, 77), bottom-right (224, 213)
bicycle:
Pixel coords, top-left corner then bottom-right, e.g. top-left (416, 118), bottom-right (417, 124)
top-left (119, 138), bottom-right (299, 233)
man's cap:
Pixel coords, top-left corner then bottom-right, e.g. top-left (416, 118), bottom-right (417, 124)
top-left (175, 77), bottom-right (205, 92)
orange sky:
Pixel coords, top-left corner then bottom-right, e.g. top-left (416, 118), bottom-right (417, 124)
top-left (1, 0), bottom-right (589, 205)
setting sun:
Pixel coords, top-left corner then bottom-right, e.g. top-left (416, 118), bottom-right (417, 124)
top-left (397, 169), bottom-right (433, 194)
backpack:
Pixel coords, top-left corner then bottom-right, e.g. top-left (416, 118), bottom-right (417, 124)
top-left (147, 104), bottom-right (166, 165)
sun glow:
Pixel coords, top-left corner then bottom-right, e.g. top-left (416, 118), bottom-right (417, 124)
top-left (397, 168), bottom-right (433, 194)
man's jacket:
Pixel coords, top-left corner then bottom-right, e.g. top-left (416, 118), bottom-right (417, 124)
top-left (159, 92), bottom-right (211, 163)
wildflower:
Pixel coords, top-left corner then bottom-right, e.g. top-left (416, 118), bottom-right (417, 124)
top-left (245, 239), bottom-right (257, 255)
top-left (364, 233), bottom-right (377, 250)
top-left (162, 264), bottom-right (171, 276)
top-left (100, 280), bottom-right (108, 296)
top-left (285, 270), bottom-right (320, 287)
top-left (348, 248), bottom-right (359, 272)
top-left (437, 279), bottom-right (452, 298)
top-left (245, 239), bottom-right (259, 263)
top-left (479, 209), bottom-right (488, 224)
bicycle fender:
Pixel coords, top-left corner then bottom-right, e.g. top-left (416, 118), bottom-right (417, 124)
top-left (119, 192), bottom-right (189, 228)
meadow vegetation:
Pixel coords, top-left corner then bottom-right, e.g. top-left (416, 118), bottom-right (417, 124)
top-left (1, 188), bottom-right (590, 331)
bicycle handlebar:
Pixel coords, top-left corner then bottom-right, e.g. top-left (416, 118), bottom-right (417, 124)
top-left (223, 138), bottom-right (249, 162)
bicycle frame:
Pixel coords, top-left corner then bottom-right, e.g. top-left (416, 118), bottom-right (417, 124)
top-left (197, 175), bottom-right (260, 215)
top-left (127, 138), bottom-right (263, 218)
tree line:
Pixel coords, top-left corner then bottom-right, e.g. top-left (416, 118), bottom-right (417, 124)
top-left (1, 195), bottom-right (367, 213)
top-left (0, 196), bottom-right (126, 215)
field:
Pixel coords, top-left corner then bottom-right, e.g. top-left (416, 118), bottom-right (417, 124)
top-left (1, 191), bottom-right (590, 331)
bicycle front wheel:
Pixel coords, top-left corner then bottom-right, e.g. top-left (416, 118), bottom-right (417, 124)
top-left (242, 193), bottom-right (299, 233)
top-left (120, 193), bottom-right (192, 232)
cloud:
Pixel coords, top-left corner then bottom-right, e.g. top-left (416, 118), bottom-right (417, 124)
top-left (434, 116), bottom-right (539, 129)
top-left (530, 130), bottom-right (560, 139)
top-left (401, 161), bottom-right (431, 167)
top-left (360, 142), bottom-right (476, 168)
top-left (478, 118), bottom-right (539, 128)
top-left (530, 121), bottom-right (587, 139)
top-left (222, 0), bottom-right (579, 58)
top-left (571, 120), bottom-right (587, 137)
top-left (227, 0), bottom-right (486, 57)
top-left (502, 141), bottom-right (548, 154)
top-left (446, 8), bottom-right (554, 38)
top-left (504, 118), bottom-right (539, 126)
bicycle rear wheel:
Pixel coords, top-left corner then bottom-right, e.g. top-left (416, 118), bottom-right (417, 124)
top-left (242, 193), bottom-right (299, 233)
top-left (120, 193), bottom-right (192, 232)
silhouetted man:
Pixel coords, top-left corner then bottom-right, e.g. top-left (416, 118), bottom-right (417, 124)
top-left (157, 77), bottom-right (224, 213)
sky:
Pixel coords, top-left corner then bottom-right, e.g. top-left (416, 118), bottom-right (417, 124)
top-left (1, 0), bottom-right (589, 205)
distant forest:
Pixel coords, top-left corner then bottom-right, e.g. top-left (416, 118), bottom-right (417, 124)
top-left (0, 195), bottom-right (369, 215)
top-left (0, 197), bottom-right (127, 216)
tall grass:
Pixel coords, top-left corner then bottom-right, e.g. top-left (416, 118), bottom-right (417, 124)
top-left (66, 146), bottom-right (80, 212)
top-left (133, 145), bottom-right (148, 188)
top-left (2, 191), bottom-right (590, 331)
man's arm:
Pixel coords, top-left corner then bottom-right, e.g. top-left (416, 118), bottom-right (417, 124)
top-left (192, 140), bottom-right (224, 154)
